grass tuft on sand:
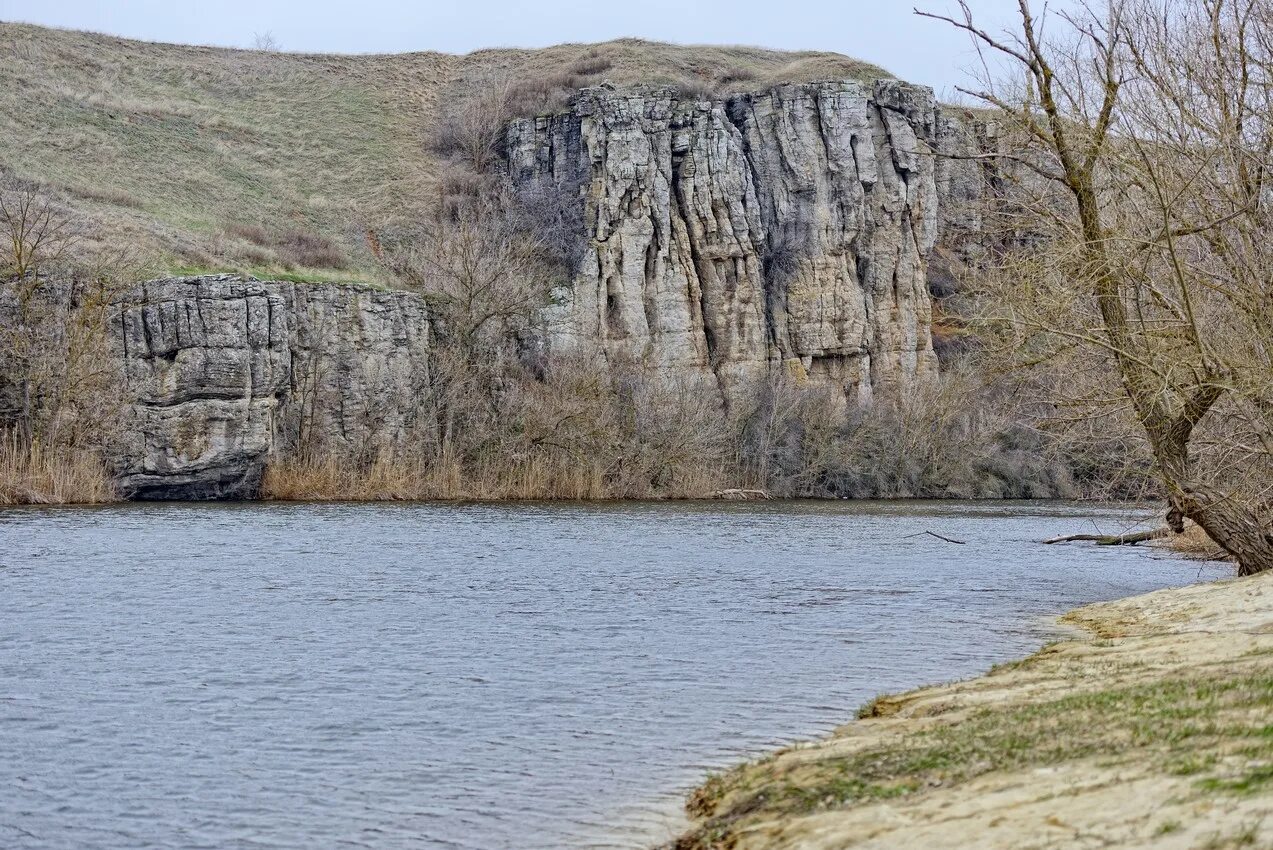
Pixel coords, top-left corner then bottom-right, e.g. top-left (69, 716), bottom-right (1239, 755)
top-left (673, 573), bottom-right (1273, 850)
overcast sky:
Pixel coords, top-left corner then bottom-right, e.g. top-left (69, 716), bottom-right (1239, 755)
top-left (0, 0), bottom-right (1028, 94)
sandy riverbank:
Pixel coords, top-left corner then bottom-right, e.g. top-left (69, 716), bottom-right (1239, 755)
top-left (671, 570), bottom-right (1273, 849)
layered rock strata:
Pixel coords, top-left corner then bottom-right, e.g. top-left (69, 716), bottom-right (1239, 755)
top-left (5, 79), bottom-right (984, 499)
top-left (506, 79), bottom-right (948, 405)
top-left (111, 276), bottom-right (430, 499)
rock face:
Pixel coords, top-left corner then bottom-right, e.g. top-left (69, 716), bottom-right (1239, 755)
top-left (6, 78), bottom-right (982, 499)
top-left (506, 79), bottom-right (946, 406)
top-left (112, 276), bottom-right (431, 499)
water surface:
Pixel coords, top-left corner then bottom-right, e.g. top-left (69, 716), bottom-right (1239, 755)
top-left (0, 500), bottom-right (1225, 849)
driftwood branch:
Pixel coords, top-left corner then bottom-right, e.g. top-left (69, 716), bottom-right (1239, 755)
top-left (713, 488), bottom-right (772, 501)
top-left (902, 530), bottom-right (968, 545)
top-left (1042, 527), bottom-right (1171, 546)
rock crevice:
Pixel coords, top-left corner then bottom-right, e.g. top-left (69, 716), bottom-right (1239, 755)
top-left (110, 276), bottom-right (431, 499)
top-left (507, 79), bottom-right (945, 406)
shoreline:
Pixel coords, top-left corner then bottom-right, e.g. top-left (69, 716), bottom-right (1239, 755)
top-left (669, 570), bottom-right (1273, 849)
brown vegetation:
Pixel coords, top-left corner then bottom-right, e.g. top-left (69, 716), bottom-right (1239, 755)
top-left (925, 0), bottom-right (1273, 573)
top-left (0, 174), bottom-right (78, 297)
top-left (429, 76), bottom-right (517, 172)
top-left (0, 179), bottom-right (152, 504)
top-left (223, 223), bottom-right (347, 271)
top-left (0, 430), bottom-right (115, 505)
top-left (1159, 523), bottom-right (1233, 562)
top-left (0, 23), bottom-right (888, 280)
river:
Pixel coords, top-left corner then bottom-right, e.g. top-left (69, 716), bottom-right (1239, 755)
top-left (0, 500), bottom-right (1226, 849)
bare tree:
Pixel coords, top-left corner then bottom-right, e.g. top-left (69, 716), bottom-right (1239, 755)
top-left (918, 0), bottom-right (1273, 574)
top-left (430, 76), bottom-right (516, 172)
top-left (378, 189), bottom-right (552, 354)
top-left (370, 186), bottom-right (556, 459)
top-left (252, 31), bottom-right (281, 52)
top-left (1, 176), bottom-right (78, 305)
top-left (0, 261), bottom-right (142, 505)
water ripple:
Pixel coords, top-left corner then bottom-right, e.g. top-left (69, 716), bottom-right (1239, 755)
top-left (0, 500), bottom-right (1225, 849)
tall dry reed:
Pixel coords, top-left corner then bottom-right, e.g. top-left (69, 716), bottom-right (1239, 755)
top-left (258, 446), bottom-right (728, 502)
top-left (0, 431), bottom-right (117, 505)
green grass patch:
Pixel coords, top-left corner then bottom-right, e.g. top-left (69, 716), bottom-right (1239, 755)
top-left (682, 671), bottom-right (1273, 847)
top-left (1197, 763), bottom-right (1273, 795)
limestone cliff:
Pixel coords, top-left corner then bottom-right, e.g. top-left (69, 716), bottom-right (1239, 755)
top-left (507, 79), bottom-right (948, 405)
top-left (111, 276), bottom-right (430, 499)
top-left (6, 78), bottom-right (984, 499)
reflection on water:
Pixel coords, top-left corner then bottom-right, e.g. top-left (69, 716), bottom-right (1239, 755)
top-left (0, 500), bottom-right (1225, 849)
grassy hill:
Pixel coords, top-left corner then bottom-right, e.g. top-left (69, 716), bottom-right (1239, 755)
top-left (0, 22), bottom-right (891, 282)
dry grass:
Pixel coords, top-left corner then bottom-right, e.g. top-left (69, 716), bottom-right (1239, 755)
top-left (0, 432), bottom-right (117, 504)
top-left (259, 448), bottom-right (727, 502)
top-left (675, 575), bottom-right (1273, 850)
top-left (1159, 523), bottom-right (1233, 562)
top-left (260, 452), bottom-right (432, 501)
top-left (0, 23), bottom-right (890, 281)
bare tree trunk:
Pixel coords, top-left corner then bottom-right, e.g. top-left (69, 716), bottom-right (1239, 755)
top-left (1167, 481), bottom-right (1273, 577)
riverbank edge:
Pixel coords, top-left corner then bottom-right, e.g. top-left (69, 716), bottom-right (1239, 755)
top-left (668, 570), bottom-right (1273, 849)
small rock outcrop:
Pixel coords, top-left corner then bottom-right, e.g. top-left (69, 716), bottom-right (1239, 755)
top-left (111, 276), bottom-right (431, 499)
top-left (507, 79), bottom-right (946, 406)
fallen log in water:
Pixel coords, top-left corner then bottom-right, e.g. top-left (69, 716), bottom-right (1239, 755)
top-left (1042, 527), bottom-right (1171, 546)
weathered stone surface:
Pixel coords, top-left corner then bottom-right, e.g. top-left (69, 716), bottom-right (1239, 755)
top-left (5, 79), bottom-right (994, 500)
top-left (111, 276), bottom-right (431, 499)
top-left (507, 79), bottom-right (946, 406)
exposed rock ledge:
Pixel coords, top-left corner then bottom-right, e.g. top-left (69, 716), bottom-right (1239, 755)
top-left (507, 79), bottom-right (965, 406)
top-left (111, 275), bottom-right (431, 499)
top-left (7, 78), bottom-right (992, 500)
top-left (671, 571), bottom-right (1273, 849)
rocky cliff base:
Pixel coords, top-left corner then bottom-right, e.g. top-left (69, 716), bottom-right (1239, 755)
top-left (112, 275), bottom-right (431, 499)
top-left (673, 572), bottom-right (1273, 849)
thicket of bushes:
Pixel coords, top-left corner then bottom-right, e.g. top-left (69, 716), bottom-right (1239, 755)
top-left (266, 121), bottom-right (1118, 503)
top-left (258, 347), bottom-right (1114, 503)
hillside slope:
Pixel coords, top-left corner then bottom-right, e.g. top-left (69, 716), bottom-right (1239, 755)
top-left (0, 22), bottom-right (890, 281)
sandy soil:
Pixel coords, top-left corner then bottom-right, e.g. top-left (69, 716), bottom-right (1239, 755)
top-left (672, 571), bottom-right (1273, 849)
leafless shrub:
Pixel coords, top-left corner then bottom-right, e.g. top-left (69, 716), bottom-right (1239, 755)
top-left (0, 239), bottom-right (150, 504)
top-left (733, 363), bottom-right (1080, 499)
top-left (715, 67), bottom-right (758, 90)
top-left (1, 175), bottom-right (79, 300)
top-left (224, 222), bottom-right (346, 270)
top-left (431, 76), bottom-right (516, 172)
top-left (241, 246), bottom-right (275, 267)
top-left (929, 303), bottom-right (970, 365)
top-left (437, 165), bottom-right (490, 200)
top-left (511, 173), bottom-right (589, 277)
top-left (673, 76), bottom-right (716, 103)
top-left (276, 229), bottom-right (345, 269)
top-left (226, 222), bottom-right (271, 246)
top-left (762, 227), bottom-right (808, 287)
top-left (376, 187), bottom-right (551, 351)
top-left (570, 55), bottom-right (613, 77)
